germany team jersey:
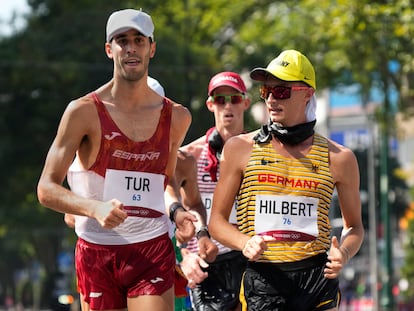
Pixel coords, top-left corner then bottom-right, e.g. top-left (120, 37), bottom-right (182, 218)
top-left (237, 134), bottom-right (334, 262)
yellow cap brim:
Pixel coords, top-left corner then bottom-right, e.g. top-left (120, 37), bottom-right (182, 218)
top-left (250, 67), bottom-right (315, 89)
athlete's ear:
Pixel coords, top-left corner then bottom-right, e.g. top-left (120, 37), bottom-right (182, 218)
top-left (206, 97), bottom-right (215, 112)
top-left (105, 42), bottom-right (113, 59)
top-left (149, 41), bottom-right (156, 59)
top-left (306, 88), bottom-right (315, 99)
top-left (243, 96), bottom-right (251, 111)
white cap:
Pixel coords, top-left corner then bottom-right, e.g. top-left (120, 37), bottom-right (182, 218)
top-left (106, 9), bottom-right (154, 42)
top-left (147, 76), bottom-right (165, 96)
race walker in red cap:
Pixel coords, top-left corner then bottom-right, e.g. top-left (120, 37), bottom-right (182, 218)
top-left (177, 71), bottom-right (250, 311)
top-left (209, 50), bottom-right (364, 311)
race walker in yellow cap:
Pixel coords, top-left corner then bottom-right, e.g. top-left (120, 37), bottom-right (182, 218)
top-left (209, 49), bottom-right (364, 311)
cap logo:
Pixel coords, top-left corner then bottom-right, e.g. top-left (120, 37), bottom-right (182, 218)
top-left (213, 75), bottom-right (239, 84)
top-left (279, 60), bottom-right (290, 67)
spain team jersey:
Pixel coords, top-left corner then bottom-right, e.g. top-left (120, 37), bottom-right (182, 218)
top-left (237, 134), bottom-right (334, 262)
top-left (67, 92), bottom-right (172, 245)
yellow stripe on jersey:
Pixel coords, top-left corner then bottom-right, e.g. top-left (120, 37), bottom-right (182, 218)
top-left (236, 134), bottom-right (334, 263)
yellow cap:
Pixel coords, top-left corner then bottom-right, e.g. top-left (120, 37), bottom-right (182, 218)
top-left (250, 49), bottom-right (316, 89)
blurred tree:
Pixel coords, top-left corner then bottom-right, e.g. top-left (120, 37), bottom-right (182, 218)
top-left (353, 147), bottom-right (409, 230)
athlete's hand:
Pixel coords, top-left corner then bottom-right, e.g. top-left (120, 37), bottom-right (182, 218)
top-left (180, 250), bottom-right (209, 288)
top-left (198, 236), bottom-right (218, 263)
top-left (242, 235), bottom-right (276, 261)
top-left (175, 209), bottom-right (197, 243)
top-left (64, 213), bottom-right (76, 228)
top-left (93, 199), bottom-right (128, 229)
top-left (325, 236), bottom-right (346, 279)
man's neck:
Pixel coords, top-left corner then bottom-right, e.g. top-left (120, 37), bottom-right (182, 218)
top-left (216, 125), bottom-right (244, 143)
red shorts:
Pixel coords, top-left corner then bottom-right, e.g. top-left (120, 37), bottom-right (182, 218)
top-left (75, 233), bottom-right (175, 310)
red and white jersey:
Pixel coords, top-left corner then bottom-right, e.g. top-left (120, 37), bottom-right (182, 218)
top-left (67, 92), bottom-right (172, 245)
top-left (187, 139), bottom-right (237, 255)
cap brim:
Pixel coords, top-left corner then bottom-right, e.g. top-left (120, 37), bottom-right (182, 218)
top-left (208, 83), bottom-right (245, 96)
top-left (250, 68), bottom-right (271, 81)
top-left (250, 67), bottom-right (310, 86)
top-left (107, 26), bottom-right (153, 42)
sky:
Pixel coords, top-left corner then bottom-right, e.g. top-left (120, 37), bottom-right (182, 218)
top-left (0, 0), bottom-right (30, 36)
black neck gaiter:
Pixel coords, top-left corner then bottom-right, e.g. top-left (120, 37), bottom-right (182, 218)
top-left (254, 120), bottom-right (316, 145)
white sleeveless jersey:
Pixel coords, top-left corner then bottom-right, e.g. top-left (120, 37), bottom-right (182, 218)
top-left (67, 93), bottom-right (173, 245)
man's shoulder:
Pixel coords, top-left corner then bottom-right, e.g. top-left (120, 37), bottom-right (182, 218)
top-left (325, 136), bottom-right (358, 167)
top-left (245, 130), bottom-right (260, 139)
top-left (224, 131), bottom-right (255, 153)
top-left (325, 136), bottom-right (351, 153)
top-left (66, 93), bottom-right (96, 113)
top-left (177, 149), bottom-right (196, 162)
top-left (168, 99), bottom-right (192, 130)
top-left (180, 136), bottom-right (206, 158)
top-left (168, 98), bottom-right (190, 113)
top-left (230, 131), bottom-right (257, 143)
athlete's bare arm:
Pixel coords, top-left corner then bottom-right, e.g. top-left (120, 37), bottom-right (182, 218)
top-left (179, 136), bottom-right (205, 160)
top-left (176, 150), bottom-right (207, 224)
top-left (164, 102), bottom-right (197, 242)
top-left (174, 150), bottom-right (217, 287)
top-left (37, 96), bottom-right (128, 229)
top-left (210, 134), bottom-right (251, 247)
top-left (64, 213), bottom-right (75, 229)
top-left (210, 132), bottom-right (276, 261)
top-left (324, 139), bottom-right (364, 279)
top-left (162, 102), bottom-right (192, 183)
top-left (176, 150), bottom-right (218, 262)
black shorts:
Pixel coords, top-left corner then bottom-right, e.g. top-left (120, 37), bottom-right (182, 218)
top-left (190, 250), bottom-right (248, 311)
top-left (241, 253), bottom-right (340, 311)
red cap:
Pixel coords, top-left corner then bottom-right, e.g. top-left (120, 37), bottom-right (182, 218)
top-left (208, 71), bottom-right (247, 96)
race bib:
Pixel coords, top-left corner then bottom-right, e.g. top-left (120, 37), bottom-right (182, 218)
top-left (255, 194), bottom-right (319, 241)
top-left (103, 169), bottom-right (165, 216)
top-left (202, 192), bottom-right (237, 224)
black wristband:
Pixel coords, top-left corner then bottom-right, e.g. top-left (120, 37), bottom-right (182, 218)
top-left (196, 226), bottom-right (210, 239)
top-left (169, 202), bottom-right (184, 222)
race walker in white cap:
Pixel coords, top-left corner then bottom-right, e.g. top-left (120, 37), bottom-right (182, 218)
top-left (38, 8), bottom-right (195, 311)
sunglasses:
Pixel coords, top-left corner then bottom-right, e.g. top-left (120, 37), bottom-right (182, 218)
top-left (209, 94), bottom-right (245, 105)
top-left (260, 85), bottom-right (311, 100)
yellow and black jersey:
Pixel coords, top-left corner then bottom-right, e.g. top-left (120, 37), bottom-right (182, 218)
top-left (237, 134), bottom-right (334, 263)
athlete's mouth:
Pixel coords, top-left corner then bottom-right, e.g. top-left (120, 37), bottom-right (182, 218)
top-left (269, 107), bottom-right (283, 113)
top-left (125, 58), bottom-right (140, 65)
